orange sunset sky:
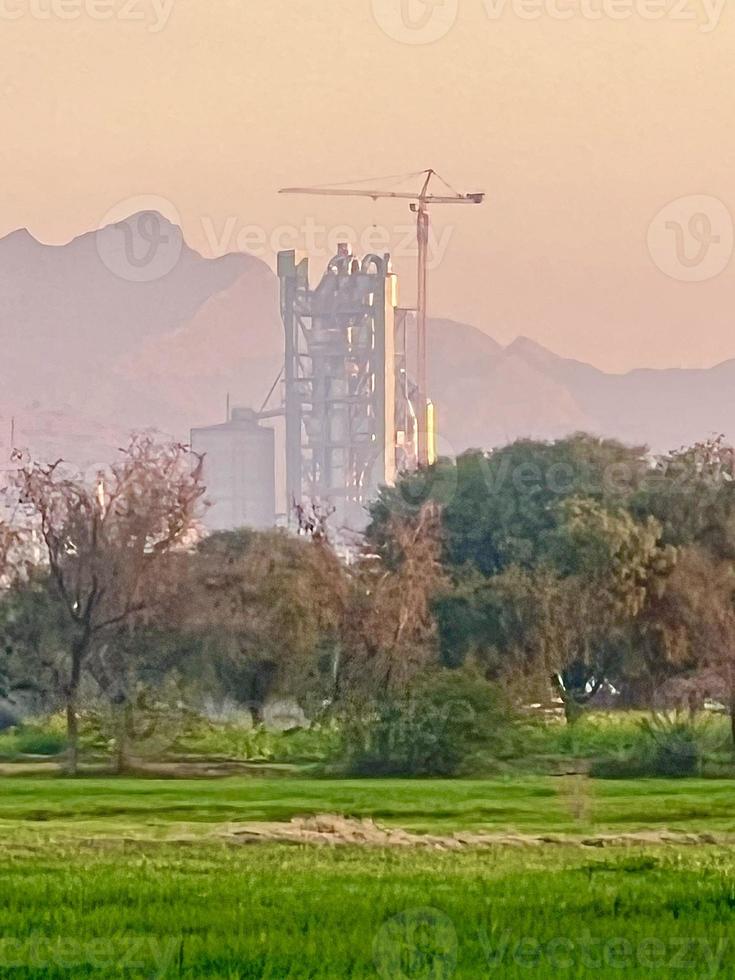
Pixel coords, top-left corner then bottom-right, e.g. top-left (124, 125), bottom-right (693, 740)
top-left (1, 0), bottom-right (733, 372)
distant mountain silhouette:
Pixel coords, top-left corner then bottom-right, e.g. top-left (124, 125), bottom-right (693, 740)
top-left (0, 212), bottom-right (271, 462)
top-left (1, 214), bottom-right (733, 472)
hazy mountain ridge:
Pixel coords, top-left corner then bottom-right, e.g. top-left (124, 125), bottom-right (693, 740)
top-left (0, 213), bottom-right (272, 462)
top-left (1, 214), bottom-right (733, 468)
top-left (493, 332), bottom-right (735, 453)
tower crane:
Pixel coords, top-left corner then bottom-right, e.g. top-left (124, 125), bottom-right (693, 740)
top-left (279, 170), bottom-right (485, 465)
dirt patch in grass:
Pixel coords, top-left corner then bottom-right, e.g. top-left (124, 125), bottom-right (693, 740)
top-left (221, 813), bottom-right (734, 850)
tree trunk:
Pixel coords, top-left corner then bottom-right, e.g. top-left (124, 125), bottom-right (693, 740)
top-left (553, 673), bottom-right (584, 725)
top-left (65, 699), bottom-right (79, 775)
top-left (331, 646), bottom-right (342, 706)
top-left (617, 674), bottom-right (655, 711)
top-left (730, 683), bottom-right (735, 750)
top-left (64, 645), bottom-right (84, 776)
top-left (113, 700), bottom-right (134, 775)
top-left (562, 692), bottom-right (583, 725)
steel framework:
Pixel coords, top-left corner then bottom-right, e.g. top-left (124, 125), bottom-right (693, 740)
top-left (280, 171), bottom-right (484, 464)
top-left (278, 246), bottom-right (415, 526)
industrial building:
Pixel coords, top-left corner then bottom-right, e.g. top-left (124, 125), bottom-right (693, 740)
top-left (192, 245), bottom-right (431, 533)
top-left (279, 245), bottom-right (432, 527)
top-left (192, 172), bottom-right (483, 534)
top-left (191, 407), bottom-right (276, 532)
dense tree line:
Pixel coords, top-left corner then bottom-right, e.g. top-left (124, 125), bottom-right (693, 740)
top-left (1, 431), bottom-right (735, 772)
top-left (369, 434), bottom-right (735, 728)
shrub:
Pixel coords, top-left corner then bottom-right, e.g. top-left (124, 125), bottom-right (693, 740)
top-left (638, 714), bottom-right (702, 777)
top-left (15, 726), bottom-right (67, 756)
top-left (590, 712), bottom-right (713, 778)
top-left (522, 712), bottom-right (645, 760)
top-left (343, 670), bottom-right (514, 777)
top-left (174, 721), bottom-right (341, 763)
top-left (0, 721), bottom-right (67, 758)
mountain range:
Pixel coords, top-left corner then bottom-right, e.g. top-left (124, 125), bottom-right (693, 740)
top-left (1, 212), bottom-right (733, 478)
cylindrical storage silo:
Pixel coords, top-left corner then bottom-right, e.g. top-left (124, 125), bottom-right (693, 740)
top-left (191, 408), bottom-right (275, 532)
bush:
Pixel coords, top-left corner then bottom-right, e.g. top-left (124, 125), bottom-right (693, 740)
top-left (590, 713), bottom-right (714, 778)
top-left (15, 726), bottom-right (67, 756)
top-left (343, 670), bottom-right (514, 777)
top-left (0, 720), bottom-right (67, 758)
top-left (175, 721), bottom-right (341, 763)
top-left (638, 714), bottom-right (702, 777)
top-left (83, 684), bottom-right (195, 761)
top-left (521, 712), bottom-right (645, 760)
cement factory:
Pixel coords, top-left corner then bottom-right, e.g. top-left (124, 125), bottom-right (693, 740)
top-left (192, 172), bottom-right (484, 531)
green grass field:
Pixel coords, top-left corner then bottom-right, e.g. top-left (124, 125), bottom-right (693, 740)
top-left (1, 776), bottom-right (735, 977)
top-left (1, 774), bottom-right (735, 836)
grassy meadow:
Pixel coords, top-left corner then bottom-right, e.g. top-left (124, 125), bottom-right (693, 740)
top-left (0, 774), bottom-right (734, 976)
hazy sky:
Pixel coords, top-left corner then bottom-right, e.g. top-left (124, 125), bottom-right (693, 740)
top-left (1, 0), bottom-right (733, 372)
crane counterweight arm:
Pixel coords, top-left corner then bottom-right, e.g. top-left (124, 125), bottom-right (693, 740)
top-left (279, 187), bottom-right (485, 205)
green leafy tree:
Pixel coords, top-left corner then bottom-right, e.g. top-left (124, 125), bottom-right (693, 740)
top-left (436, 497), bottom-right (671, 720)
top-left (180, 527), bottom-right (346, 723)
top-left (632, 436), bottom-right (735, 556)
top-left (369, 435), bottom-right (650, 575)
top-left (638, 547), bottom-right (735, 743)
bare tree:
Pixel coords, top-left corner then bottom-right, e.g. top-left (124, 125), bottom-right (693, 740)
top-left (650, 548), bottom-right (735, 744)
top-left (0, 517), bottom-right (36, 701)
top-left (343, 504), bottom-right (447, 700)
top-left (11, 435), bottom-right (204, 773)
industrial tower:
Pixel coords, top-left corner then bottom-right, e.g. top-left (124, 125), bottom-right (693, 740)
top-left (278, 246), bottom-right (425, 527)
top-left (280, 171), bottom-right (485, 465)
